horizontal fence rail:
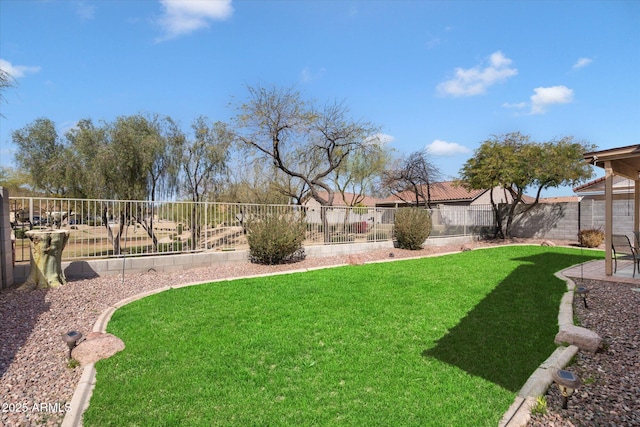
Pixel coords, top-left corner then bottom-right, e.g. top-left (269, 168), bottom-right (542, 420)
top-left (8, 197), bottom-right (494, 262)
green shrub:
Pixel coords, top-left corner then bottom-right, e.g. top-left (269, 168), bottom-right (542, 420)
top-left (394, 208), bottom-right (432, 250)
top-left (578, 228), bottom-right (605, 248)
top-left (531, 396), bottom-right (547, 415)
top-left (247, 213), bottom-right (306, 265)
top-left (14, 228), bottom-right (27, 239)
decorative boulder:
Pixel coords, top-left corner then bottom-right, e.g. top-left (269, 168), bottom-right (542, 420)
top-left (71, 332), bottom-right (125, 366)
top-left (347, 254), bottom-right (365, 265)
top-left (555, 325), bottom-right (602, 353)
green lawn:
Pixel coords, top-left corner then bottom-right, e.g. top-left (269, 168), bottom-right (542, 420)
top-left (83, 246), bottom-right (603, 427)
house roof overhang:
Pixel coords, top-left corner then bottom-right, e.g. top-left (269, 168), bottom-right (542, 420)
top-left (584, 144), bottom-right (640, 180)
top-left (583, 144), bottom-right (640, 277)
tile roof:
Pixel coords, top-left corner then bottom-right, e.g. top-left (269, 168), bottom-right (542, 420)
top-left (538, 196), bottom-right (581, 203)
top-left (309, 192), bottom-right (383, 207)
top-left (573, 175), bottom-right (632, 193)
top-left (379, 181), bottom-right (486, 204)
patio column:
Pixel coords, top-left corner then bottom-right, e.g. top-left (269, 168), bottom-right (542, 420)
top-left (605, 161), bottom-right (613, 276)
top-left (633, 177), bottom-right (640, 239)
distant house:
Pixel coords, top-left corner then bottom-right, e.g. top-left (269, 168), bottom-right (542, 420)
top-left (573, 175), bottom-right (635, 201)
top-left (537, 196), bottom-right (581, 204)
top-left (302, 191), bottom-right (386, 226)
top-left (375, 181), bottom-right (517, 208)
top-left (303, 191), bottom-right (382, 208)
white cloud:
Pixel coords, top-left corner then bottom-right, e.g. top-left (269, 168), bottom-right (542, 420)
top-left (0, 58), bottom-right (41, 79)
top-left (572, 57), bottom-right (593, 70)
top-left (437, 51), bottom-right (518, 97)
top-left (76, 1), bottom-right (96, 21)
top-left (425, 37), bottom-right (441, 49)
top-left (300, 66), bottom-right (326, 83)
top-left (157, 0), bottom-right (233, 41)
top-left (502, 101), bottom-right (527, 110)
top-left (366, 133), bottom-right (395, 146)
top-left (530, 85), bottom-right (574, 114)
top-left (425, 139), bottom-right (470, 156)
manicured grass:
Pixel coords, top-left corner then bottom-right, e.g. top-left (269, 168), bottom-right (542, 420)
top-left (83, 246), bottom-right (602, 427)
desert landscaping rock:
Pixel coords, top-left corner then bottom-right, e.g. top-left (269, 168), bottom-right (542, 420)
top-left (71, 332), bottom-right (125, 367)
top-left (554, 324), bottom-right (602, 353)
top-left (529, 278), bottom-right (640, 426)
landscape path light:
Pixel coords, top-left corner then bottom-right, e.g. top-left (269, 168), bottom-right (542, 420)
top-left (552, 369), bottom-right (581, 409)
top-left (575, 286), bottom-right (589, 308)
top-left (62, 330), bottom-right (83, 360)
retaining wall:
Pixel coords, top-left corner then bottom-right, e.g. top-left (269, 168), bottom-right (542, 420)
top-left (1, 187), bottom-right (14, 289)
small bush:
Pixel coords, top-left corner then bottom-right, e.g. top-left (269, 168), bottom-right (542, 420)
top-left (247, 213), bottom-right (306, 265)
top-left (578, 228), bottom-right (604, 248)
top-left (531, 396), bottom-right (547, 415)
top-left (14, 228), bottom-right (27, 239)
top-left (394, 208), bottom-right (432, 250)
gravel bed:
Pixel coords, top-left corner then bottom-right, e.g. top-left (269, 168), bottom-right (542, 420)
top-left (1, 239), bottom-right (635, 426)
top-left (528, 278), bottom-right (640, 426)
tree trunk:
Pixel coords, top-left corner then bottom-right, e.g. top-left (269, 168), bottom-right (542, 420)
top-left (489, 188), bottom-right (505, 239)
top-left (19, 230), bottom-right (70, 290)
top-left (321, 206), bottom-right (331, 243)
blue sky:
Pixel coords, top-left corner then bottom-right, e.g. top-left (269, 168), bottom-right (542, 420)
top-left (1, 0), bottom-right (639, 197)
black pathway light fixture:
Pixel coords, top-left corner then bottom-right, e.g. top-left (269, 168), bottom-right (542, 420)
top-left (62, 330), bottom-right (83, 360)
top-left (552, 369), bottom-right (581, 409)
top-left (575, 286), bottom-right (589, 308)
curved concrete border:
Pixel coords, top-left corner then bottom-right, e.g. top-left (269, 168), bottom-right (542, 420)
top-left (62, 246), bottom-right (596, 427)
top-left (499, 262), bottom-right (600, 427)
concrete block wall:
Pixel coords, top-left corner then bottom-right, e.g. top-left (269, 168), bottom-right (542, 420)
top-left (0, 187), bottom-right (14, 289)
top-left (509, 202), bottom-right (580, 240)
top-left (509, 200), bottom-right (635, 241)
top-left (12, 240), bottom-right (398, 284)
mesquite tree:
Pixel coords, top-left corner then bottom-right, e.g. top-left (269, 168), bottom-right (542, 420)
top-left (459, 132), bottom-right (595, 238)
top-left (233, 84), bottom-right (380, 241)
top-left (383, 150), bottom-right (442, 208)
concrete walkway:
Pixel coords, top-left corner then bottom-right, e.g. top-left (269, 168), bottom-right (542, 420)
top-left (562, 258), bottom-right (640, 285)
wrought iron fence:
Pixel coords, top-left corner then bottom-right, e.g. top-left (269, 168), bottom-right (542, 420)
top-left (8, 197), bottom-right (494, 262)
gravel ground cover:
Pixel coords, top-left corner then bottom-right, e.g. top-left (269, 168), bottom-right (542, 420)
top-left (528, 278), bottom-right (640, 426)
top-left (1, 239), bottom-right (636, 426)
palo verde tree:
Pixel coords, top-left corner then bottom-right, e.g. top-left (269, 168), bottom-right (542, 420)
top-left (0, 66), bottom-right (15, 118)
top-left (172, 116), bottom-right (232, 250)
top-left (331, 136), bottom-right (392, 207)
top-left (382, 149), bottom-right (442, 208)
top-left (66, 114), bottom-right (182, 253)
top-left (12, 118), bottom-right (70, 196)
top-left (459, 132), bottom-right (595, 238)
top-left (233, 84), bottom-right (380, 241)
top-left (63, 119), bottom-right (109, 199)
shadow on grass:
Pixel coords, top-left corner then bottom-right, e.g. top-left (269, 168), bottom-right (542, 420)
top-left (423, 251), bottom-right (600, 392)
